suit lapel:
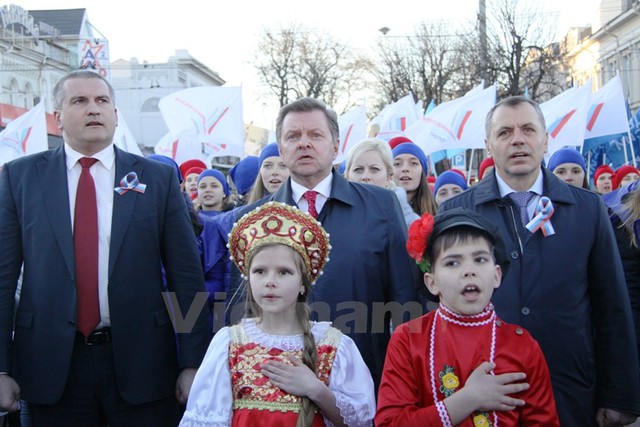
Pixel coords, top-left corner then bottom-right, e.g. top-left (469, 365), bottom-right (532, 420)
top-left (108, 148), bottom-right (140, 277)
top-left (37, 146), bottom-right (74, 276)
top-left (272, 179), bottom-right (296, 205)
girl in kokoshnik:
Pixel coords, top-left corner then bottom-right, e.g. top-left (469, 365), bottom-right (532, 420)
top-left (375, 208), bottom-right (559, 427)
top-left (180, 202), bottom-right (375, 427)
top-left (391, 141), bottom-right (437, 216)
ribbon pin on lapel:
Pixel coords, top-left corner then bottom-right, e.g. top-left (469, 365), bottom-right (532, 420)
top-left (114, 172), bottom-right (147, 195)
top-left (525, 196), bottom-right (555, 237)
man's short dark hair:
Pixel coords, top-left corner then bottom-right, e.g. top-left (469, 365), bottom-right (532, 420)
top-left (485, 95), bottom-right (546, 138)
top-left (53, 70), bottom-right (116, 110)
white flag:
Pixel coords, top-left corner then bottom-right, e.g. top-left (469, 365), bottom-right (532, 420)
top-left (335, 104), bottom-right (367, 165)
top-left (153, 131), bottom-right (208, 166)
top-left (373, 94), bottom-right (422, 142)
top-left (583, 74), bottom-right (630, 151)
top-left (540, 81), bottom-right (591, 158)
top-left (406, 83), bottom-right (496, 157)
top-left (0, 102), bottom-right (48, 165)
top-left (159, 86), bottom-right (245, 160)
top-left (113, 110), bottom-right (143, 155)
top-left (154, 133), bottom-right (177, 158)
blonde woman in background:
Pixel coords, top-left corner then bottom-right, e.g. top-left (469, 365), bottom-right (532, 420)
top-left (345, 138), bottom-right (419, 228)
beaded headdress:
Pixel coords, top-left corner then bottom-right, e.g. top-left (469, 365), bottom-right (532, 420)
top-left (228, 202), bottom-right (331, 284)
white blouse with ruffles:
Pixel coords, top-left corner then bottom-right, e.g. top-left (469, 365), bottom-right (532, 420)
top-left (180, 318), bottom-right (375, 427)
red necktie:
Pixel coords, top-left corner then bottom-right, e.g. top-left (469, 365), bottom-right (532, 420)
top-left (75, 157), bottom-right (100, 336)
top-left (303, 190), bottom-right (319, 219)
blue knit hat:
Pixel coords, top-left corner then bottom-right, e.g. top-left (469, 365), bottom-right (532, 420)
top-left (547, 148), bottom-right (586, 173)
top-left (392, 142), bottom-right (429, 175)
top-left (147, 154), bottom-right (183, 183)
top-left (434, 170), bottom-right (468, 194)
top-left (337, 160), bottom-right (347, 175)
top-left (259, 143), bottom-right (281, 167)
top-left (197, 169), bottom-right (230, 196)
top-left (229, 156), bottom-right (260, 196)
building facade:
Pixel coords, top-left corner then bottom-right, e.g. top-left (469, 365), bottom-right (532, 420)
top-left (110, 50), bottom-right (226, 150)
top-left (564, 0), bottom-right (640, 111)
top-left (1, 4), bottom-right (232, 154)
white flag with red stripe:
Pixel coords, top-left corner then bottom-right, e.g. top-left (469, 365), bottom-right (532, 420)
top-left (113, 110), bottom-right (143, 155)
top-left (159, 86), bottom-right (245, 159)
top-left (583, 74), bottom-right (629, 151)
top-left (335, 104), bottom-right (367, 165)
top-left (405, 83), bottom-right (496, 157)
top-left (0, 101), bottom-right (48, 165)
top-left (540, 81), bottom-right (592, 157)
top-left (372, 94), bottom-right (421, 142)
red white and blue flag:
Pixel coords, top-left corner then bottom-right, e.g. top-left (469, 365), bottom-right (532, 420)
top-left (371, 93), bottom-right (421, 142)
top-left (540, 81), bottom-right (591, 158)
top-left (582, 74), bottom-right (629, 152)
top-left (405, 83), bottom-right (496, 160)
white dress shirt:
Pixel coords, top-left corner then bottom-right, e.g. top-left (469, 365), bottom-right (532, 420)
top-left (495, 170), bottom-right (544, 222)
top-left (291, 173), bottom-right (333, 216)
top-left (65, 143), bottom-right (115, 327)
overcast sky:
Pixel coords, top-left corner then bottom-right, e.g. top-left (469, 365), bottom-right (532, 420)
top-left (18, 0), bottom-right (602, 128)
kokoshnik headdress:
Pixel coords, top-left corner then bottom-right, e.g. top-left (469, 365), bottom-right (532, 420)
top-left (228, 202), bottom-right (331, 284)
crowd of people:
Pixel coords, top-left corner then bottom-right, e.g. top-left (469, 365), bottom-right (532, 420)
top-left (0, 70), bottom-right (640, 426)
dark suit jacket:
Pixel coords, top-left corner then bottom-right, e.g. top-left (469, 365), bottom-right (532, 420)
top-left (227, 171), bottom-right (420, 387)
top-left (440, 168), bottom-right (640, 425)
top-left (0, 146), bottom-right (210, 405)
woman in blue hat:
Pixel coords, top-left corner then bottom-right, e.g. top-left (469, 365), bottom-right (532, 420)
top-left (247, 143), bottom-right (290, 204)
top-left (547, 148), bottom-right (589, 189)
top-left (392, 141), bottom-right (437, 216)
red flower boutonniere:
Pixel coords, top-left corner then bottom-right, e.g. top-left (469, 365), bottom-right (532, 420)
top-left (407, 213), bottom-right (435, 273)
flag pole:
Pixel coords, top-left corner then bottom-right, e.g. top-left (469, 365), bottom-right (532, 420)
top-left (628, 129), bottom-right (637, 167)
top-left (467, 149), bottom-right (475, 186)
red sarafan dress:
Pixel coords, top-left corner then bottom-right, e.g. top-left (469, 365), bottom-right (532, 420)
top-left (180, 318), bottom-right (375, 427)
top-left (375, 304), bottom-right (560, 427)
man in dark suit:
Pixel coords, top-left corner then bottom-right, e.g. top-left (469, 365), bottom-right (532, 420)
top-left (227, 98), bottom-right (420, 389)
top-left (0, 70), bottom-right (210, 426)
top-left (440, 96), bottom-right (640, 426)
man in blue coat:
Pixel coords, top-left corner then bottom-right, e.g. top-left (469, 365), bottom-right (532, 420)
top-left (440, 96), bottom-right (640, 426)
top-left (226, 98), bottom-right (420, 389)
top-left (0, 70), bottom-right (210, 425)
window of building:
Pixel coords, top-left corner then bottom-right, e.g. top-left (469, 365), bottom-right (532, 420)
top-left (141, 97), bottom-right (160, 112)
